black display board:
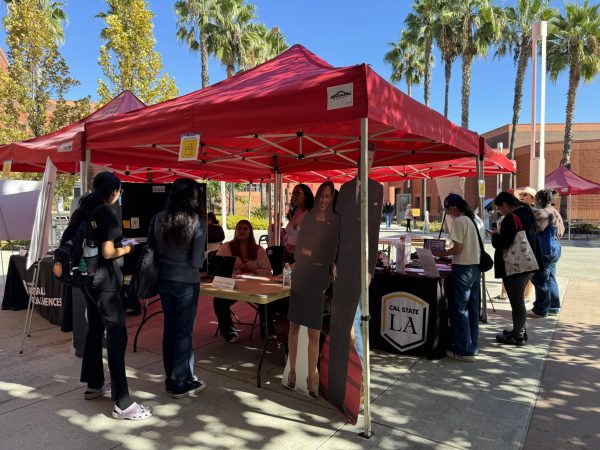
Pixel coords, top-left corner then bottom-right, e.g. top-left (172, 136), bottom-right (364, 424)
top-left (120, 182), bottom-right (206, 238)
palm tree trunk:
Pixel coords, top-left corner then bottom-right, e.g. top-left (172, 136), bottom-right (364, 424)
top-left (226, 63), bottom-right (235, 78)
top-left (200, 28), bottom-right (209, 88)
top-left (424, 36), bottom-right (432, 106)
top-left (407, 80), bottom-right (412, 97)
top-left (461, 51), bottom-right (473, 128)
top-left (561, 64), bottom-right (580, 168)
top-left (444, 59), bottom-right (452, 118)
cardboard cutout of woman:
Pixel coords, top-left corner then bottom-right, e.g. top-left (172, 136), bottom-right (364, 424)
top-left (284, 181), bottom-right (339, 398)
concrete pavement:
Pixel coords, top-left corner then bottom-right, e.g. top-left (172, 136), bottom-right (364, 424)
top-left (0, 233), bottom-right (598, 449)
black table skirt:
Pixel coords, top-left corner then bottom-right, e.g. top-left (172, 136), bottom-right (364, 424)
top-left (1, 255), bottom-right (72, 331)
top-left (369, 270), bottom-right (449, 359)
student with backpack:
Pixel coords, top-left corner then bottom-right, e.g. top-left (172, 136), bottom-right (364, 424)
top-left (62, 172), bottom-right (152, 420)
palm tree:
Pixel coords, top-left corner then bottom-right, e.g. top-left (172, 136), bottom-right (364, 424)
top-left (206, 0), bottom-right (257, 78)
top-left (453, 0), bottom-right (503, 128)
top-left (241, 23), bottom-right (289, 70)
top-left (433, 1), bottom-right (462, 118)
top-left (405, 0), bottom-right (437, 106)
top-left (384, 31), bottom-right (425, 97)
top-left (175, 0), bottom-right (215, 88)
top-left (496, 0), bottom-right (557, 169)
top-left (547, 0), bottom-right (600, 167)
top-left (3, 0), bottom-right (67, 44)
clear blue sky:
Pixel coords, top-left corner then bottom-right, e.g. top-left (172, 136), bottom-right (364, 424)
top-left (1, 0), bottom-right (598, 135)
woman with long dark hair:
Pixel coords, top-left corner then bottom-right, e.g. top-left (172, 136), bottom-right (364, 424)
top-left (284, 184), bottom-right (314, 263)
top-left (491, 192), bottom-right (543, 345)
top-left (286, 181), bottom-right (339, 398)
top-left (213, 220), bottom-right (271, 342)
top-left (433, 194), bottom-right (481, 362)
top-left (66, 172), bottom-right (151, 420)
top-left (531, 189), bottom-right (563, 317)
top-left (151, 178), bottom-right (206, 398)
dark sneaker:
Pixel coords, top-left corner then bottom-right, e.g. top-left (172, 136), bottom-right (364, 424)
top-left (170, 380), bottom-right (207, 399)
top-left (548, 309), bottom-right (560, 316)
top-left (226, 332), bottom-right (240, 343)
top-left (502, 329), bottom-right (528, 341)
top-left (496, 332), bottom-right (525, 346)
top-left (527, 309), bottom-right (547, 319)
top-left (446, 350), bottom-right (475, 362)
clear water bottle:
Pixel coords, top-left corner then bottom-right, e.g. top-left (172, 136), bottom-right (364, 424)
top-left (282, 263), bottom-right (292, 288)
top-left (82, 239), bottom-right (99, 274)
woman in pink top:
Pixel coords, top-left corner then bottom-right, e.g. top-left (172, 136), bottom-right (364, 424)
top-left (213, 220), bottom-right (271, 342)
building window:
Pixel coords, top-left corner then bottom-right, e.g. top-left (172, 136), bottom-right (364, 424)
top-left (415, 197), bottom-right (420, 208)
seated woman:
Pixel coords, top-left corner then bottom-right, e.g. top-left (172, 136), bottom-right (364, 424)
top-left (213, 220), bottom-right (272, 343)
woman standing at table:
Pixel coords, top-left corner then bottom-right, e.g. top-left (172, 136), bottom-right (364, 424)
top-left (433, 194), bottom-right (481, 362)
top-left (151, 178), bottom-right (206, 398)
top-left (286, 181), bottom-right (339, 398)
top-left (67, 172), bottom-right (152, 420)
top-left (284, 184), bottom-right (314, 263)
top-left (213, 220), bottom-right (272, 342)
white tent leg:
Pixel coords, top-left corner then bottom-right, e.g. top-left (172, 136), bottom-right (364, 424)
top-left (359, 117), bottom-right (373, 439)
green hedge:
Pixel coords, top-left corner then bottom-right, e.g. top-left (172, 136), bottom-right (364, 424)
top-left (226, 215), bottom-right (269, 231)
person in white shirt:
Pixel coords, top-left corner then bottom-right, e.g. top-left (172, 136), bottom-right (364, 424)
top-left (433, 193), bottom-right (481, 362)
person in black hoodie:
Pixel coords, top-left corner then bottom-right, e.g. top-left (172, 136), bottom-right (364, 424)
top-left (491, 192), bottom-right (544, 346)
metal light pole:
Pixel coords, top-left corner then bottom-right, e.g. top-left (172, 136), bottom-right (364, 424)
top-left (529, 21), bottom-right (547, 191)
top-left (496, 142), bottom-right (504, 194)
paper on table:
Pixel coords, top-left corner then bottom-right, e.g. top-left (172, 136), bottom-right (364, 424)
top-left (122, 238), bottom-right (139, 247)
top-left (416, 248), bottom-right (440, 278)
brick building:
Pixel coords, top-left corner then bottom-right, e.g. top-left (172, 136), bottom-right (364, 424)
top-left (383, 123), bottom-right (600, 222)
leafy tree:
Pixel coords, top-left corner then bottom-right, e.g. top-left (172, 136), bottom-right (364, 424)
top-left (433, 0), bottom-right (462, 118)
top-left (453, 0), bottom-right (503, 128)
top-left (3, 0), bottom-right (67, 43)
top-left (405, 0), bottom-right (437, 106)
top-left (241, 23), bottom-right (289, 70)
top-left (496, 0), bottom-right (557, 174)
top-left (384, 30), bottom-right (425, 97)
top-left (0, 0), bottom-right (83, 141)
top-left (175, 0), bottom-right (216, 88)
top-left (206, 0), bottom-right (257, 77)
top-left (547, 0), bottom-right (600, 167)
top-left (97, 0), bottom-right (179, 105)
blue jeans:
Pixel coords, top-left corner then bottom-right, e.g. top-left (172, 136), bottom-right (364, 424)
top-left (449, 264), bottom-right (481, 356)
top-left (532, 260), bottom-right (560, 316)
top-left (160, 279), bottom-right (199, 391)
top-left (354, 301), bottom-right (364, 366)
top-left (384, 213), bottom-right (392, 229)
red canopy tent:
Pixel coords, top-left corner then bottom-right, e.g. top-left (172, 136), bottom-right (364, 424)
top-left (544, 165), bottom-right (600, 239)
top-left (0, 90), bottom-right (146, 173)
top-left (84, 45), bottom-right (488, 178)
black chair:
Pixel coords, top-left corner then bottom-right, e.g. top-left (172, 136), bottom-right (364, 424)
top-left (266, 245), bottom-right (285, 276)
top-left (258, 235), bottom-right (268, 247)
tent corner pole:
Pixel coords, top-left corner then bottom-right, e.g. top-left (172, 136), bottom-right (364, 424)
top-left (359, 117), bottom-right (373, 439)
top-left (80, 149), bottom-right (91, 194)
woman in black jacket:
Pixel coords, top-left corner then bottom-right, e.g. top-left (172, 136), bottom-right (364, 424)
top-left (491, 192), bottom-right (543, 346)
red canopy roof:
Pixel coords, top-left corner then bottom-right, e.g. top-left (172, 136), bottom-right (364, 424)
top-left (0, 91), bottom-right (145, 171)
top-left (284, 148), bottom-right (515, 184)
top-left (84, 45), bottom-right (487, 178)
top-left (545, 165), bottom-right (600, 195)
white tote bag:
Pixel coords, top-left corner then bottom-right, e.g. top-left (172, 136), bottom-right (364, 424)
top-left (503, 214), bottom-right (539, 276)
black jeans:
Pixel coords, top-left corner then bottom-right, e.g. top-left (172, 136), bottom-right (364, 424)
top-left (160, 279), bottom-right (199, 392)
top-left (406, 218), bottom-right (412, 231)
top-left (503, 272), bottom-right (533, 339)
top-left (80, 286), bottom-right (130, 409)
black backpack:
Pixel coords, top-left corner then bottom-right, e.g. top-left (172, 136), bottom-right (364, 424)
top-left (53, 205), bottom-right (103, 288)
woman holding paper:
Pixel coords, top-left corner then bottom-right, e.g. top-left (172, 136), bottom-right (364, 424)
top-left (151, 178), bottom-right (206, 399)
top-left (65, 172), bottom-right (151, 420)
top-left (432, 194), bottom-right (481, 362)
